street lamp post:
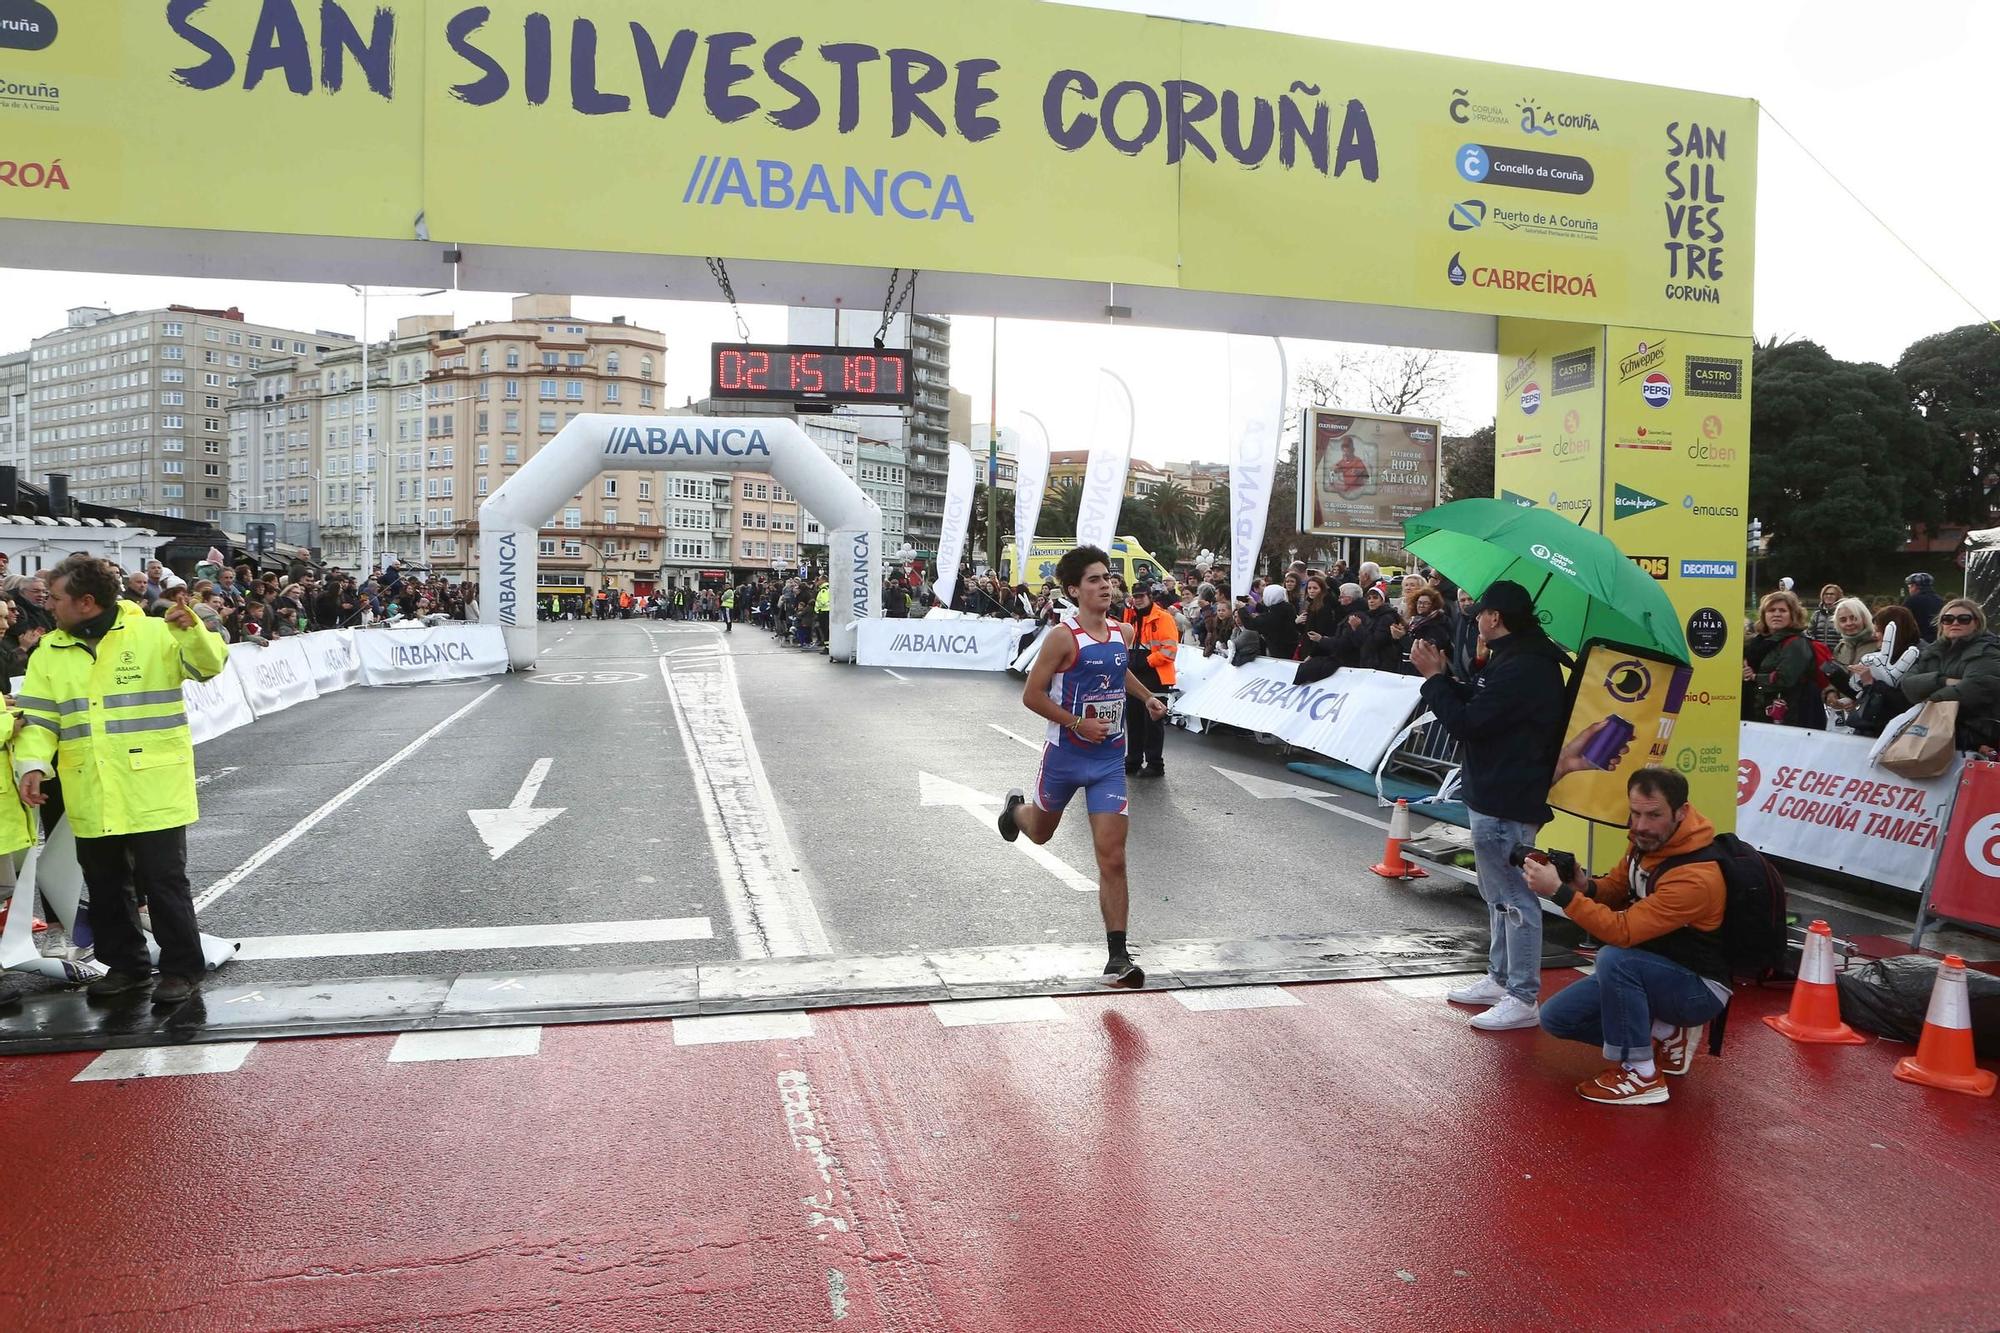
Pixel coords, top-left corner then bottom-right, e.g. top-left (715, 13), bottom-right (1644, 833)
top-left (346, 283), bottom-right (445, 576)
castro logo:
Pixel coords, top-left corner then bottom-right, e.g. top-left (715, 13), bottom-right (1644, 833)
top-left (1641, 372), bottom-right (1673, 408)
top-left (1962, 813), bottom-right (2000, 879)
top-left (1520, 382), bottom-right (1541, 415)
top-left (1737, 758), bottom-right (1760, 805)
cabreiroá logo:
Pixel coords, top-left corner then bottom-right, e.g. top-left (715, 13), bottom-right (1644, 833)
top-left (1613, 483), bottom-right (1665, 520)
top-left (1447, 252), bottom-right (1467, 286)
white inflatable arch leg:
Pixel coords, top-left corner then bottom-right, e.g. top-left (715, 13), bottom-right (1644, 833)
top-left (477, 415), bottom-right (882, 667)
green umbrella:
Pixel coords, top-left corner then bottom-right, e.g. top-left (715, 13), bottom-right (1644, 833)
top-left (1403, 498), bottom-right (1690, 664)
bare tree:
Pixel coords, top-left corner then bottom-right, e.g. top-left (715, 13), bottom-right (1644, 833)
top-left (1364, 348), bottom-right (1454, 417)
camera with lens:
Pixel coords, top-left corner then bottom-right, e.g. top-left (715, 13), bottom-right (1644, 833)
top-left (1507, 844), bottom-right (1580, 884)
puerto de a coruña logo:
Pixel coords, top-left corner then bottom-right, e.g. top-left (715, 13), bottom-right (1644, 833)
top-left (1447, 252), bottom-right (1467, 286)
top-left (1641, 372), bottom-right (1673, 408)
top-left (0, 0), bottom-right (56, 51)
top-left (1448, 199), bottom-right (1486, 231)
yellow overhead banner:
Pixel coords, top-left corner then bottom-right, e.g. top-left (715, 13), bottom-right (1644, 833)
top-left (0, 0), bottom-right (1756, 334)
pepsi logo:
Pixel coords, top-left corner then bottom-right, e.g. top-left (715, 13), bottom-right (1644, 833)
top-left (1520, 382), bottom-right (1541, 415)
top-left (1641, 372), bottom-right (1672, 408)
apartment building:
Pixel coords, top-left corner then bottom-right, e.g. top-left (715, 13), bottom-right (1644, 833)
top-left (1046, 450), bottom-right (1172, 499)
top-left (26, 304), bottom-right (350, 523)
top-left (0, 351), bottom-right (26, 474)
top-left (422, 296), bottom-right (669, 594)
top-left (784, 307), bottom-right (952, 552)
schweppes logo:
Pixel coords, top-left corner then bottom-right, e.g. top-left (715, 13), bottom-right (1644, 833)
top-left (1613, 483), bottom-right (1666, 519)
top-left (1629, 554), bottom-right (1670, 579)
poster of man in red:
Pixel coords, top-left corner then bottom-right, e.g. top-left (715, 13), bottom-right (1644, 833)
top-left (1299, 408), bottom-right (1441, 540)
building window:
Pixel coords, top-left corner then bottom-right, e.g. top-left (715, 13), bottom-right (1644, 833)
top-left (563, 540), bottom-right (581, 557)
top-left (563, 507), bottom-right (581, 528)
top-left (602, 508), bottom-right (618, 525)
top-left (564, 380), bottom-right (583, 399)
top-left (539, 539), bottom-right (556, 555)
top-left (603, 478), bottom-right (617, 497)
top-left (503, 410), bottom-right (519, 433)
top-left (506, 348), bottom-right (521, 368)
top-left (606, 352), bottom-right (621, 372)
top-left (504, 379), bottom-right (520, 399)
top-left (603, 383), bottom-right (620, 402)
top-left (538, 412), bottom-right (556, 432)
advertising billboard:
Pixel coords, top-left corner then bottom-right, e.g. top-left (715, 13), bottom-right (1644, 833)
top-left (1297, 409), bottom-right (1441, 540)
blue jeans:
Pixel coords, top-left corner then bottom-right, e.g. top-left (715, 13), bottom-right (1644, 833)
top-left (1469, 811), bottom-right (1543, 1005)
top-left (1540, 945), bottom-right (1728, 1063)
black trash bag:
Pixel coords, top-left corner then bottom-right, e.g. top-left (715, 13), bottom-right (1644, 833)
top-left (1835, 954), bottom-right (2000, 1056)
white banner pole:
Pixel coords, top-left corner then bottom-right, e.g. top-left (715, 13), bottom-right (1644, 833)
top-left (1227, 336), bottom-right (1289, 605)
top-left (1075, 370), bottom-right (1133, 555)
top-left (934, 441), bottom-right (976, 609)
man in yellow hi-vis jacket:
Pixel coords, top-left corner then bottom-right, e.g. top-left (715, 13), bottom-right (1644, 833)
top-left (14, 556), bottom-right (228, 1004)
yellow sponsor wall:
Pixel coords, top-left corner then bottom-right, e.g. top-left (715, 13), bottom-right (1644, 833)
top-left (1602, 325), bottom-right (1753, 829)
top-left (1495, 317), bottom-right (1749, 861)
top-left (2, 1), bottom-right (1755, 335)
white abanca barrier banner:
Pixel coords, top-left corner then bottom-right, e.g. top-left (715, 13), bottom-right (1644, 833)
top-left (234, 638), bottom-right (320, 718)
top-left (857, 617), bottom-right (1040, 672)
top-left (1736, 721), bottom-right (1962, 894)
top-left (357, 623), bottom-right (509, 686)
top-left (480, 415), bottom-right (881, 668)
top-left (1169, 658), bottom-right (1425, 771)
top-left (184, 653), bottom-right (257, 745)
top-left (303, 628), bottom-right (362, 694)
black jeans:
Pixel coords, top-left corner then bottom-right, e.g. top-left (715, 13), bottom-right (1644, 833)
top-left (75, 825), bottom-right (203, 979)
top-left (1126, 666), bottom-right (1166, 769)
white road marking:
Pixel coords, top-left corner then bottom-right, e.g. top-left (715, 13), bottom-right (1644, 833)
top-left (883, 669), bottom-right (911, 683)
top-left (388, 1027), bottom-right (542, 1063)
top-left (194, 766), bottom-right (240, 788)
top-left (467, 757), bottom-right (565, 860)
top-left (1171, 985), bottom-right (1304, 1012)
top-left (74, 1041), bottom-right (257, 1081)
top-left (987, 723), bottom-right (1040, 751)
top-left (1788, 888), bottom-right (1914, 930)
top-left (658, 653), bottom-right (831, 958)
top-left (231, 917), bottom-right (713, 961)
top-left (919, 770), bottom-right (1096, 893)
top-left (192, 683), bottom-right (502, 912)
top-left (673, 1010), bottom-right (814, 1045)
top-left (931, 996), bottom-right (1068, 1027)
top-left (1382, 974), bottom-right (1485, 999)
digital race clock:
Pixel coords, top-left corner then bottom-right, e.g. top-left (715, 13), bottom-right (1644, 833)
top-left (709, 342), bottom-right (915, 406)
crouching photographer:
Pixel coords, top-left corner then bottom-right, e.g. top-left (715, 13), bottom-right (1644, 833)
top-left (1521, 766), bottom-right (1730, 1107)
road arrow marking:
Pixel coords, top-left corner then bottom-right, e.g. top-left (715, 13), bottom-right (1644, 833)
top-left (223, 991), bottom-right (265, 1004)
top-left (468, 758), bottom-right (565, 861)
top-left (986, 724), bottom-right (1040, 751)
top-left (195, 766), bottom-right (240, 788)
top-left (920, 770), bottom-right (1096, 893)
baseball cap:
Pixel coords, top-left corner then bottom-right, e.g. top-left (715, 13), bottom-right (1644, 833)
top-left (1473, 579), bottom-right (1536, 622)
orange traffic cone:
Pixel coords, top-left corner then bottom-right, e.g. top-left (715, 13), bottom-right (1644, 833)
top-left (1764, 919), bottom-right (1867, 1045)
top-left (1893, 955), bottom-right (1996, 1097)
top-left (1371, 799), bottom-right (1429, 880)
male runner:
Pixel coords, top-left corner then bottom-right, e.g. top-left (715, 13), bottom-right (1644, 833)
top-left (996, 545), bottom-right (1168, 988)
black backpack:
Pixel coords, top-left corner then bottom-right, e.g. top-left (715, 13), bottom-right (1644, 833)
top-left (1653, 833), bottom-right (1790, 1054)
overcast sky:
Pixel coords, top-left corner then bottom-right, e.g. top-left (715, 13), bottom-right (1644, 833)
top-left (3, 0), bottom-right (1991, 465)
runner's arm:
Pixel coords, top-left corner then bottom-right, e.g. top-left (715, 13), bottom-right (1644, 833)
top-left (1022, 628), bottom-right (1084, 731)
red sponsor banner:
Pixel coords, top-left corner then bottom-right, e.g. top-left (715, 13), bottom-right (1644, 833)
top-left (1926, 761), bottom-right (2000, 931)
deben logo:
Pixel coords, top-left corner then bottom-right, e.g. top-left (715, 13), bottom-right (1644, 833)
top-left (1612, 483), bottom-right (1665, 519)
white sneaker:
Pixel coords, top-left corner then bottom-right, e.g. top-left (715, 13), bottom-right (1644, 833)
top-left (1468, 996), bottom-right (1542, 1031)
top-left (1446, 976), bottom-right (1508, 1006)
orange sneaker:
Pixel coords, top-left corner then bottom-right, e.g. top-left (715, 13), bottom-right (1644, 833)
top-left (1576, 1064), bottom-right (1669, 1106)
top-left (1655, 1024), bottom-right (1704, 1077)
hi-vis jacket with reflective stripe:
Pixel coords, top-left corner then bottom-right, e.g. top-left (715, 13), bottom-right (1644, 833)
top-left (0, 706), bottom-right (37, 858)
top-left (12, 602), bottom-right (229, 837)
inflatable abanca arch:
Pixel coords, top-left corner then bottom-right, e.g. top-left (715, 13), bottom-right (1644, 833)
top-left (478, 415), bottom-right (882, 667)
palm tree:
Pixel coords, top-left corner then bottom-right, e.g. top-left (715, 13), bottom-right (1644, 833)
top-left (965, 482), bottom-right (1017, 564)
top-left (1196, 479), bottom-right (1231, 554)
top-left (1145, 478), bottom-right (1197, 548)
top-left (1040, 478), bottom-right (1084, 541)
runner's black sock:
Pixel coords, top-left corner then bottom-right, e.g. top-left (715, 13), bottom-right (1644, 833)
top-left (1107, 930), bottom-right (1128, 960)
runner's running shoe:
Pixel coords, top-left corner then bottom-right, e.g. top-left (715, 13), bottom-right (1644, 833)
top-left (998, 789), bottom-right (1026, 843)
top-left (1101, 955), bottom-right (1145, 989)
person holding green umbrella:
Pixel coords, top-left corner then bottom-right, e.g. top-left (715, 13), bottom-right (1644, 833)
top-left (1409, 580), bottom-right (1570, 1031)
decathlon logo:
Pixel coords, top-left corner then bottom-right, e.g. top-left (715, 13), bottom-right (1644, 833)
top-left (683, 155), bottom-right (973, 223)
top-left (604, 425), bottom-right (771, 458)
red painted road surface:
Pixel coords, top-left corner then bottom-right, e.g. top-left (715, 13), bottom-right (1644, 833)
top-left (3, 972), bottom-right (1996, 1331)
